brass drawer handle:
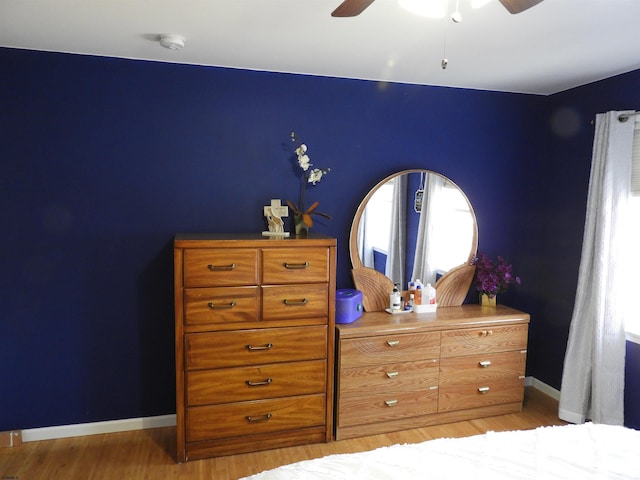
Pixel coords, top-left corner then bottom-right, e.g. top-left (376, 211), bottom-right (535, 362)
top-left (478, 360), bottom-right (492, 368)
top-left (246, 343), bottom-right (273, 351)
top-left (207, 263), bottom-right (237, 271)
top-left (385, 399), bottom-right (398, 407)
top-left (246, 378), bottom-right (273, 387)
top-left (386, 340), bottom-right (400, 347)
top-left (207, 301), bottom-right (237, 310)
top-left (246, 413), bottom-right (272, 423)
top-left (386, 371), bottom-right (399, 378)
top-left (478, 386), bottom-right (490, 394)
top-left (283, 262), bottom-right (309, 269)
top-left (283, 298), bottom-right (308, 306)
top-left (479, 330), bottom-right (494, 337)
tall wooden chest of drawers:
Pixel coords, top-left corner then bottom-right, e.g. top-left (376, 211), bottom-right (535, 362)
top-left (335, 305), bottom-right (529, 440)
top-left (174, 234), bottom-right (336, 462)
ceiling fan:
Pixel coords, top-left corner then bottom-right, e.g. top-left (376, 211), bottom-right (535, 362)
top-left (332, 0), bottom-right (543, 17)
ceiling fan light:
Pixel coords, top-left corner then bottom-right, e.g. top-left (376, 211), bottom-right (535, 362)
top-left (471, 0), bottom-right (492, 8)
top-left (399, 0), bottom-right (447, 18)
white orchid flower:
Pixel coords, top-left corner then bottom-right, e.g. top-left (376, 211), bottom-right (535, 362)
top-left (307, 168), bottom-right (324, 185)
top-left (297, 154), bottom-right (311, 171)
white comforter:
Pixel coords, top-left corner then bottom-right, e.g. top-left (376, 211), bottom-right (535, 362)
top-left (240, 423), bottom-right (640, 480)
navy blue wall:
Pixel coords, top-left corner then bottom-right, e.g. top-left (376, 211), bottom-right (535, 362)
top-left (625, 341), bottom-right (640, 429)
top-left (0, 46), bottom-right (637, 430)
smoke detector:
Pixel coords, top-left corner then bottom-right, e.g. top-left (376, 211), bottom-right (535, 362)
top-left (159, 34), bottom-right (185, 50)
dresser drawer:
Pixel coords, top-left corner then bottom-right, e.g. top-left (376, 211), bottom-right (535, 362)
top-left (262, 248), bottom-right (329, 284)
top-left (262, 284), bottom-right (328, 321)
top-left (186, 394), bottom-right (326, 442)
top-left (187, 360), bottom-right (327, 406)
top-left (184, 287), bottom-right (259, 326)
top-left (338, 389), bottom-right (439, 428)
top-left (440, 324), bottom-right (528, 358)
top-left (438, 378), bottom-right (525, 412)
top-left (185, 325), bottom-right (327, 370)
top-left (183, 249), bottom-right (258, 287)
top-left (340, 359), bottom-right (439, 397)
top-left (439, 351), bottom-right (526, 385)
top-left (340, 332), bottom-right (440, 368)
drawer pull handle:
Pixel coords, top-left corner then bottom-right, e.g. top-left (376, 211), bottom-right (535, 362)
top-left (386, 340), bottom-right (400, 347)
top-left (385, 399), bottom-right (398, 407)
top-left (246, 413), bottom-right (272, 423)
top-left (207, 301), bottom-right (236, 310)
top-left (207, 263), bottom-right (236, 271)
top-left (246, 343), bottom-right (273, 351)
top-left (246, 378), bottom-right (273, 387)
top-left (479, 360), bottom-right (492, 368)
top-left (283, 298), bottom-right (308, 306)
top-left (480, 330), bottom-right (494, 337)
top-left (283, 262), bottom-right (309, 269)
top-left (386, 371), bottom-right (399, 378)
top-left (478, 386), bottom-right (490, 394)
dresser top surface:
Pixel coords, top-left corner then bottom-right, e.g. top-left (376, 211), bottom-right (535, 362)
top-left (336, 304), bottom-right (529, 338)
top-left (174, 233), bottom-right (336, 248)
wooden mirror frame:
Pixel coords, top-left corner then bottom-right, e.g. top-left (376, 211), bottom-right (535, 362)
top-left (349, 169), bottom-right (478, 311)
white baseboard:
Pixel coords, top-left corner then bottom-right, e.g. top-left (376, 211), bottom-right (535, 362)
top-left (19, 377), bottom-right (560, 443)
top-left (525, 376), bottom-right (560, 401)
top-left (21, 414), bottom-right (176, 442)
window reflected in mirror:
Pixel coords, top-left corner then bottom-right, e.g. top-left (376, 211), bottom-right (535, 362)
top-left (355, 171), bottom-right (475, 288)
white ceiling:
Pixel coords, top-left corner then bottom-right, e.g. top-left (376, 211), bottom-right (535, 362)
top-left (2, 0), bottom-right (640, 95)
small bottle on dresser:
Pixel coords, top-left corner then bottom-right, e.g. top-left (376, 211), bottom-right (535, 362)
top-left (425, 283), bottom-right (437, 305)
top-left (390, 283), bottom-right (402, 311)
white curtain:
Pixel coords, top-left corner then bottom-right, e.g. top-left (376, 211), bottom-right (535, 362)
top-left (357, 206), bottom-right (375, 269)
top-left (558, 110), bottom-right (635, 425)
top-left (412, 173), bottom-right (445, 285)
top-left (386, 175), bottom-right (407, 286)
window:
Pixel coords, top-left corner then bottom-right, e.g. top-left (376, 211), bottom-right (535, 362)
top-left (624, 118), bottom-right (640, 341)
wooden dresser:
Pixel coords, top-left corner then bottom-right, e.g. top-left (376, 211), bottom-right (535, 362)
top-left (335, 305), bottom-right (529, 440)
top-left (174, 234), bottom-right (336, 462)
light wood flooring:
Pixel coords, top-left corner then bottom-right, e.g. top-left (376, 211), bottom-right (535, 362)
top-left (1, 387), bottom-right (564, 480)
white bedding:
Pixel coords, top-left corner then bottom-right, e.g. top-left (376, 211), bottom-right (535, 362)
top-left (240, 423), bottom-right (640, 480)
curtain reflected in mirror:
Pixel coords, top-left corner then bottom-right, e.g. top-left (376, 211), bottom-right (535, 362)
top-left (356, 171), bottom-right (475, 288)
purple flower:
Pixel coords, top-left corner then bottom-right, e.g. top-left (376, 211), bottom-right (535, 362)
top-left (471, 253), bottom-right (521, 297)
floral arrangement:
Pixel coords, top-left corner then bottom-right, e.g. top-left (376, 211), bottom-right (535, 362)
top-left (472, 253), bottom-right (521, 298)
top-left (286, 132), bottom-right (331, 228)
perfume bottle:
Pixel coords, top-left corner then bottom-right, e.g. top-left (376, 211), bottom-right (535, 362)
top-left (390, 283), bottom-right (401, 311)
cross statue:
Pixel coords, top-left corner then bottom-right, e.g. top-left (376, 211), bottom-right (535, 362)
top-left (262, 199), bottom-right (290, 236)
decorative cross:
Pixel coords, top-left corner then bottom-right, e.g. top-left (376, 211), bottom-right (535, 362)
top-left (263, 199), bottom-right (289, 235)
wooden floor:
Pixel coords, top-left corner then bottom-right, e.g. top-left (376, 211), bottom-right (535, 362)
top-left (1, 387), bottom-right (564, 480)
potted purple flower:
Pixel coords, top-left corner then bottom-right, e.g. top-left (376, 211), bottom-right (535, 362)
top-left (472, 253), bottom-right (521, 306)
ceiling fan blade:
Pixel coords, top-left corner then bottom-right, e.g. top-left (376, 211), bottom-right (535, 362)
top-left (499, 0), bottom-right (543, 14)
top-left (331, 0), bottom-right (376, 17)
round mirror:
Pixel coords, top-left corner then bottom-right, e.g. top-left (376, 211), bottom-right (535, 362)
top-left (349, 169), bottom-right (478, 311)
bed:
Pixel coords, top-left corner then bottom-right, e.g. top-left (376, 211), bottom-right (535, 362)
top-left (240, 423), bottom-right (640, 480)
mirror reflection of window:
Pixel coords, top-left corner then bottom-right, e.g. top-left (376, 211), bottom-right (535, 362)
top-left (351, 170), bottom-right (478, 310)
top-left (413, 177), bottom-right (475, 285)
top-left (435, 184), bottom-right (475, 271)
top-left (356, 170), bottom-right (476, 289)
top-left (358, 180), bottom-right (393, 272)
top-left (623, 195), bottom-right (640, 337)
